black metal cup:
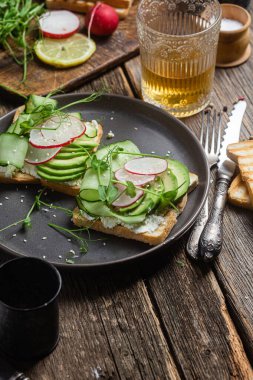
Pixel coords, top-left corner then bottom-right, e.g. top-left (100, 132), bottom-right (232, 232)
top-left (0, 257), bottom-right (62, 360)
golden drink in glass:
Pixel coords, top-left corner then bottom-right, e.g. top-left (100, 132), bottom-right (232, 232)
top-left (137, 0), bottom-right (221, 118)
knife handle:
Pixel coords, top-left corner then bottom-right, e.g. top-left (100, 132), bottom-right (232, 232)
top-left (199, 177), bottom-right (230, 262)
top-left (186, 200), bottom-right (208, 260)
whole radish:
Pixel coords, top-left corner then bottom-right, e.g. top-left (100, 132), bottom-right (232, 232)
top-left (85, 3), bottom-right (119, 36)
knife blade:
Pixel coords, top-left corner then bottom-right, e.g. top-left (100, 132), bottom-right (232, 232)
top-left (199, 98), bottom-right (247, 262)
top-left (217, 98), bottom-right (247, 179)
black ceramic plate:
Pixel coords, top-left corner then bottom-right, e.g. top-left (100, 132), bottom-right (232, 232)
top-left (0, 94), bottom-right (209, 268)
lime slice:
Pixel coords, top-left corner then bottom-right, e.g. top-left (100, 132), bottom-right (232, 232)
top-left (34, 34), bottom-right (96, 68)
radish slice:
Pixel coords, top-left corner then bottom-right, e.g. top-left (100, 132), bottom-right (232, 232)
top-left (125, 157), bottom-right (167, 175)
top-left (39, 11), bottom-right (80, 39)
top-left (112, 184), bottom-right (144, 208)
top-left (29, 115), bottom-right (86, 149)
top-left (25, 144), bottom-right (61, 165)
top-left (115, 168), bottom-right (155, 186)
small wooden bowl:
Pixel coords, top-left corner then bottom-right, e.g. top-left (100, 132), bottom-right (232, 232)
top-left (216, 4), bottom-right (251, 68)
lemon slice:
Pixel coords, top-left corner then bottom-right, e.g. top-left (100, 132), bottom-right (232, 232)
top-left (34, 34), bottom-right (96, 68)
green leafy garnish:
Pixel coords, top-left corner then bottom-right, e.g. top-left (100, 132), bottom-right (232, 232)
top-left (48, 223), bottom-right (89, 254)
top-left (0, 188), bottom-right (44, 233)
top-left (125, 181), bottom-right (136, 198)
top-left (0, 0), bottom-right (45, 82)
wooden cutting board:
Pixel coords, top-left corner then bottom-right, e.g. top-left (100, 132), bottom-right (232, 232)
top-left (0, 1), bottom-right (138, 97)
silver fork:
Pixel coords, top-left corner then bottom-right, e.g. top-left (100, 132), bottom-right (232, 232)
top-left (186, 109), bottom-right (222, 260)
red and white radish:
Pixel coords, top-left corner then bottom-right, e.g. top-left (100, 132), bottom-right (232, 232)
top-left (85, 3), bottom-right (119, 37)
top-left (39, 11), bottom-right (80, 39)
top-left (25, 144), bottom-right (61, 165)
top-left (29, 115), bottom-right (86, 149)
top-left (125, 157), bottom-right (167, 176)
top-left (115, 168), bottom-right (155, 186)
top-left (112, 184), bottom-right (144, 208)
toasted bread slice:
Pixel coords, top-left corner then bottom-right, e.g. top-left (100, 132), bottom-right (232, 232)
top-left (0, 107), bottom-right (103, 196)
top-left (46, 0), bottom-right (133, 19)
top-left (228, 174), bottom-right (253, 210)
top-left (72, 173), bottom-right (198, 245)
top-left (245, 180), bottom-right (253, 206)
top-left (227, 140), bottom-right (253, 163)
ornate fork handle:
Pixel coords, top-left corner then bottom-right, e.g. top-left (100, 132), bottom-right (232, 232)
top-left (199, 177), bottom-right (230, 262)
top-left (186, 200), bottom-right (208, 260)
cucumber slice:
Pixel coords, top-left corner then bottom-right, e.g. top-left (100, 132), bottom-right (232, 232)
top-left (79, 167), bottom-right (110, 202)
top-left (0, 133), bottom-right (28, 169)
top-left (80, 200), bottom-right (146, 224)
top-left (60, 146), bottom-right (85, 153)
top-left (86, 140), bottom-right (140, 172)
top-left (166, 159), bottom-right (190, 200)
top-left (84, 121), bottom-right (98, 138)
top-left (7, 114), bottom-right (31, 135)
top-left (25, 95), bottom-right (57, 113)
top-left (159, 170), bottom-right (178, 193)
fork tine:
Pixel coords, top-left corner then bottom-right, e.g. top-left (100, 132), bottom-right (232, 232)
top-left (204, 109), bottom-right (210, 152)
top-left (216, 112), bottom-right (222, 154)
top-left (210, 110), bottom-right (216, 153)
top-left (200, 110), bottom-right (205, 145)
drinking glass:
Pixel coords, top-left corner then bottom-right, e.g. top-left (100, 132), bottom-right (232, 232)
top-left (137, 0), bottom-right (222, 118)
top-left (0, 257), bottom-right (62, 360)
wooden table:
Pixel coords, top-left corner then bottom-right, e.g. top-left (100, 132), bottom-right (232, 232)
top-left (0, 12), bottom-right (253, 380)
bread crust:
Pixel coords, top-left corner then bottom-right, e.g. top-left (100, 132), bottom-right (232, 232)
top-left (72, 196), bottom-right (187, 246)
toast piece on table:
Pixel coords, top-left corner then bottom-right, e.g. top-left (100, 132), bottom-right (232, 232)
top-left (227, 140), bottom-right (253, 207)
top-left (0, 107), bottom-right (103, 196)
top-left (72, 173), bottom-right (199, 246)
top-left (228, 174), bottom-right (253, 210)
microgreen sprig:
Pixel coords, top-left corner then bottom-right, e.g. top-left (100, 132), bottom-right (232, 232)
top-left (0, 188), bottom-right (44, 233)
top-left (0, 0), bottom-right (45, 82)
top-left (48, 223), bottom-right (89, 254)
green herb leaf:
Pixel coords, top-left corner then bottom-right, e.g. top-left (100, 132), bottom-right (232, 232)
top-left (106, 183), bottom-right (118, 204)
top-left (98, 185), bottom-right (107, 202)
top-left (125, 181), bottom-right (136, 198)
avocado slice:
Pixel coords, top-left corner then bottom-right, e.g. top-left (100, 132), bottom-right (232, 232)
top-left (37, 169), bottom-right (83, 182)
top-left (166, 159), bottom-right (190, 200)
top-left (37, 165), bottom-right (85, 177)
top-left (56, 152), bottom-right (85, 159)
top-left (44, 155), bottom-right (87, 169)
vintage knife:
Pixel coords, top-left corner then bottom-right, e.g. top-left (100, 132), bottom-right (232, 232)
top-left (199, 98), bottom-right (247, 262)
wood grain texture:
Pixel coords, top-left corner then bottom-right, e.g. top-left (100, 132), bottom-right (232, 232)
top-left (0, 2), bottom-right (139, 97)
top-left (124, 53), bottom-right (253, 373)
top-left (1, 56), bottom-right (253, 379)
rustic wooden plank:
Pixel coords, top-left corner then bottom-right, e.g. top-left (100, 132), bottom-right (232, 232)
top-left (0, 67), bottom-right (180, 380)
top-left (0, 2), bottom-right (139, 97)
top-left (124, 55), bottom-right (253, 374)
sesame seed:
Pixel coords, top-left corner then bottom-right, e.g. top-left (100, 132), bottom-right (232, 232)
top-left (67, 239), bottom-right (71, 242)
top-left (151, 151), bottom-right (156, 154)
top-left (20, 199), bottom-right (24, 203)
top-left (53, 214), bottom-right (57, 218)
top-left (103, 242), bottom-right (106, 246)
top-left (134, 127), bottom-right (138, 130)
top-left (42, 237), bottom-right (47, 240)
top-left (110, 117), bottom-right (114, 120)
top-left (12, 234), bottom-right (16, 237)
top-left (58, 255), bottom-right (62, 259)
top-left (43, 255), bottom-right (46, 259)
top-left (69, 249), bottom-right (75, 254)
top-left (5, 197), bottom-right (9, 200)
top-left (20, 195), bottom-right (25, 198)
top-left (23, 239), bottom-right (27, 243)
top-left (0, 203), bottom-right (2, 206)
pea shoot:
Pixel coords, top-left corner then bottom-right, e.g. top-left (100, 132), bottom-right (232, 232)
top-left (0, 0), bottom-right (45, 82)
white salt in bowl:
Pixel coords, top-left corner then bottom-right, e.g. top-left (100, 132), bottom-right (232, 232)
top-left (216, 4), bottom-right (251, 67)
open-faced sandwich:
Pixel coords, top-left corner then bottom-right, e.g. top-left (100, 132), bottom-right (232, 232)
top-left (72, 140), bottom-right (198, 245)
top-left (0, 94), bottom-right (103, 196)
